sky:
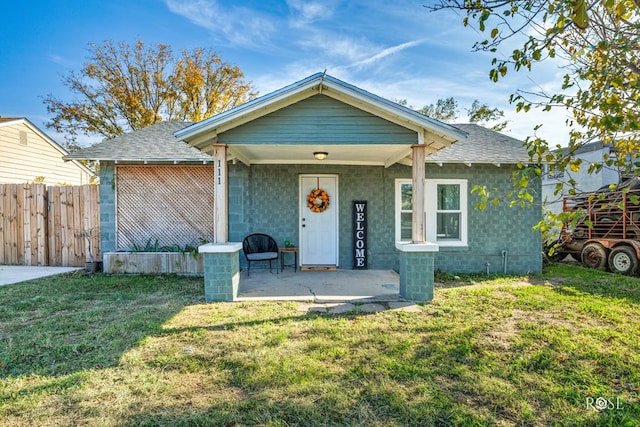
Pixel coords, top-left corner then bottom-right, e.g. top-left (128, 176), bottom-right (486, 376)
top-left (0, 0), bottom-right (573, 147)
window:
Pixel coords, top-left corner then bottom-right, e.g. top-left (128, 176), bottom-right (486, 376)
top-left (398, 182), bottom-right (413, 241)
top-left (396, 179), bottom-right (468, 246)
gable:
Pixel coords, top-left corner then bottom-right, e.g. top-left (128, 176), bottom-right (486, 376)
top-left (0, 120), bottom-right (92, 185)
top-left (218, 95), bottom-right (417, 146)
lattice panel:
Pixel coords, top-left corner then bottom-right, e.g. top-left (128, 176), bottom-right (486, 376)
top-left (116, 165), bottom-right (214, 249)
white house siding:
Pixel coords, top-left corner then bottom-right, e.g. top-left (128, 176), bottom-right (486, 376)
top-left (0, 122), bottom-right (91, 185)
top-left (542, 144), bottom-right (619, 214)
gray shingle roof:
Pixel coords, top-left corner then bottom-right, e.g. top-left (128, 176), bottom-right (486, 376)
top-left (62, 121), bottom-right (529, 165)
top-left (63, 121), bottom-right (212, 162)
top-left (426, 123), bottom-right (530, 164)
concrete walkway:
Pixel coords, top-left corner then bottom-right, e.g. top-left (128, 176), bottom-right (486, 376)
top-left (0, 265), bottom-right (82, 286)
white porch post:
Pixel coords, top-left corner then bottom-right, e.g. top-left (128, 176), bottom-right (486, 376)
top-left (396, 141), bottom-right (437, 302)
top-left (213, 143), bottom-right (228, 243)
top-left (200, 143), bottom-right (241, 302)
top-left (411, 144), bottom-right (426, 243)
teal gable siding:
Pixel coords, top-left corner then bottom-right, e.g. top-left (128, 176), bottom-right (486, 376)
top-left (228, 163), bottom-right (542, 274)
top-left (218, 95), bottom-right (418, 145)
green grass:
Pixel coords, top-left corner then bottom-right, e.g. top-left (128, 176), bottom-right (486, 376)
top-left (1, 265), bottom-right (639, 426)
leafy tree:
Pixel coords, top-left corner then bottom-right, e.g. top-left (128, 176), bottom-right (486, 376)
top-left (428, 0), bottom-right (640, 244)
top-left (44, 40), bottom-right (257, 144)
top-left (417, 97), bottom-right (459, 122)
top-left (466, 100), bottom-right (508, 131)
top-left (396, 97), bottom-right (508, 130)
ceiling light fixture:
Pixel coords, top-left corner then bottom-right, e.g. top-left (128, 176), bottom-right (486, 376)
top-left (313, 151), bottom-right (328, 160)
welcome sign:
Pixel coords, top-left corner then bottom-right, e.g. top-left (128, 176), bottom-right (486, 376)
top-left (353, 201), bottom-right (367, 269)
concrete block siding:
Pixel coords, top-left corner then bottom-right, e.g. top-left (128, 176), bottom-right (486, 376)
top-left (100, 161), bottom-right (541, 275)
top-left (228, 162), bottom-right (542, 275)
top-left (203, 251), bottom-right (240, 301)
top-left (99, 162), bottom-right (117, 254)
top-left (398, 251), bottom-right (435, 301)
top-left (427, 163), bottom-right (543, 274)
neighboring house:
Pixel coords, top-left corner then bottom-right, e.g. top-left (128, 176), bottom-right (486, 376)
top-left (0, 117), bottom-right (93, 185)
top-left (542, 141), bottom-right (619, 214)
top-left (66, 73), bottom-right (541, 301)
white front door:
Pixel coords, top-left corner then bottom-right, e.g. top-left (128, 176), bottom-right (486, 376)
top-left (300, 175), bottom-right (338, 266)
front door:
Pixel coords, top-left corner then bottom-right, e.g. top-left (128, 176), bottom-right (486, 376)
top-left (300, 175), bottom-right (338, 266)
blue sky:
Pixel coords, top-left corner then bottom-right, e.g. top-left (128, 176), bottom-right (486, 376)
top-left (0, 0), bottom-right (571, 146)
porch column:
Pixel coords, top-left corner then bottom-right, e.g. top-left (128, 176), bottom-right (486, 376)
top-left (200, 243), bottom-right (242, 301)
top-left (396, 141), bottom-right (438, 303)
top-left (411, 144), bottom-right (426, 243)
top-left (213, 143), bottom-right (228, 243)
top-left (201, 143), bottom-right (242, 302)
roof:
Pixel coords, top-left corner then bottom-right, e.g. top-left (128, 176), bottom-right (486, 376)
top-left (425, 124), bottom-right (530, 164)
top-left (0, 117), bottom-right (23, 123)
top-left (550, 139), bottom-right (613, 156)
top-left (60, 119), bottom-right (528, 166)
top-left (175, 72), bottom-right (468, 152)
top-left (0, 117), bottom-right (94, 176)
top-left (63, 121), bottom-right (212, 162)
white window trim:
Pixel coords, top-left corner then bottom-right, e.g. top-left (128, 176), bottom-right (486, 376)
top-left (395, 178), bottom-right (468, 247)
top-left (395, 180), bottom-right (413, 243)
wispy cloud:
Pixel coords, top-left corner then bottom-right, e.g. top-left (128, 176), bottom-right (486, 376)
top-left (297, 33), bottom-right (376, 63)
top-left (286, 0), bottom-right (337, 27)
top-left (47, 54), bottom-right (77, 69)
top-left (165, 0), bottom-right (276, 47)
top-left (343, 39), bottom-right (426, 70)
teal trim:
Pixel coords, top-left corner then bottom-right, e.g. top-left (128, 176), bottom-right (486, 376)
top-left (219, 95), bottom-right (417, 145)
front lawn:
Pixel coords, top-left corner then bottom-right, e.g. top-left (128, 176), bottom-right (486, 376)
top-left (0, 265), bottom-right (639, 426)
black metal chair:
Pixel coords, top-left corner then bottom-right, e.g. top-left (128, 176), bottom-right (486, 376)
top-left (242, 233), bottom-right (279, 276)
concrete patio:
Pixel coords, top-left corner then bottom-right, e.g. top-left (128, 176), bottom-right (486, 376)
top-left (236, 268), bottom-right (424, 313)
top-left (236, 268), bottom-right (404, 302)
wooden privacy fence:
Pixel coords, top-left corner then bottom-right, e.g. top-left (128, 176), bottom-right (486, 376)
top-left (0, 184), bottom-right (100, 267)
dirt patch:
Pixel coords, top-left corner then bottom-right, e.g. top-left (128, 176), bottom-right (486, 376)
top-left (480, 309), bottom-right (529, 350)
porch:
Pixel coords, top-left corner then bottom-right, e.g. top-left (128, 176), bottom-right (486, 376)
top-left (236, 268), bottom-right (403, 302)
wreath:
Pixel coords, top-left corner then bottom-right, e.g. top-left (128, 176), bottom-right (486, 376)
top-left (307, 188), bottom-right (330, 213)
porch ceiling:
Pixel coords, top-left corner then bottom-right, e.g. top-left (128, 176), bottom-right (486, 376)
top-left (222, 144), bottom-right (428, 167)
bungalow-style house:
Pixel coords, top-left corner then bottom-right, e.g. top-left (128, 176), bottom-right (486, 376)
top-left (0, 117), bottom-right (93, 185)
top-left (66, 73), bottom-right (542, 301)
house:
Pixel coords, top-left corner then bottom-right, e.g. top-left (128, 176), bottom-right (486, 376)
top-left (0, 117), bottom-right (93, 185)
top-left (542, 141), bottom-right (620, 214)
top-left (65, 73), bottom-right (542, 301)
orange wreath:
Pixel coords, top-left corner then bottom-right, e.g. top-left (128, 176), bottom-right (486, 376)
top-left (307, 188), bottom-right (330, 213)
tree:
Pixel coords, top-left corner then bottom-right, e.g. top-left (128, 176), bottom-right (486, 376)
top-left (417, 97), bottom-right (459, 122)
top-left (466, 100), bottom-right (508, 131)
top-left (396, 97), bottom-right (508, 130)
top-left (428, 0), bottom-right (640, 243)
top-left (44, 40), bottom-right (257, 144)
